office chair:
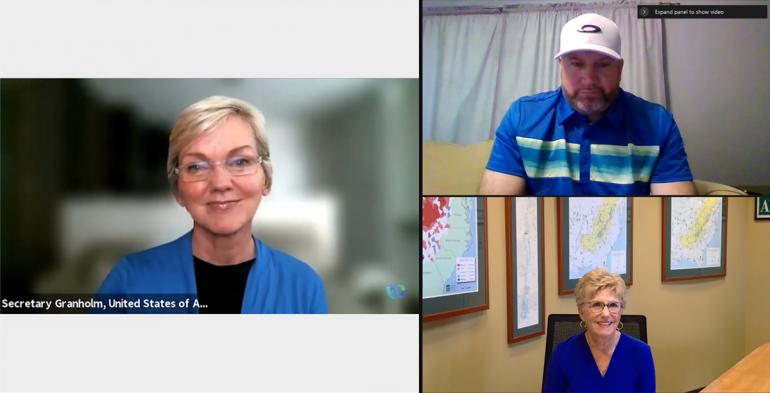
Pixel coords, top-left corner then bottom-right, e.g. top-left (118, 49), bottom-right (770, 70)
top-left (542, 314), bottom-right (647, 392)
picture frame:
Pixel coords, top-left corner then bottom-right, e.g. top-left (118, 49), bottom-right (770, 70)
top-left (756, 197), bottom-right (770, 220)
top-left (662, 197), bottom-right (727, 282)
top-left (422, 197), bottom-right (489, 322)
top-left (505, 198), bottom-right (545, 344)
top-left (557, 197), bottom-right (633, 295)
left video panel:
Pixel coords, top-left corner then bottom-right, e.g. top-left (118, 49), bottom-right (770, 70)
top-left (0, 78), bottom-right (419, 315)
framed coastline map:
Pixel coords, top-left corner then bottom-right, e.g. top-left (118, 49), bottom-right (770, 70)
top-left (557, 197), bottom-right (633, 295)
top-left (662, 197), bottom-right (727, 281)
top-left (422, 197), bottom-right (489, 321)
top-left (505, 198), bottom-right (544, 344)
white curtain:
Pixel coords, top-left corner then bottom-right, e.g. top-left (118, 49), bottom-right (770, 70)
top-left (422, 1), bottom-right (666, 144)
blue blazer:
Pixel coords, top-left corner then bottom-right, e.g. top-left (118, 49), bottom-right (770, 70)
top-left (96, 231), bottom-right (328, 313)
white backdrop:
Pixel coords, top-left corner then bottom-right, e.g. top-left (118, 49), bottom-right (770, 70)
top-left (423, 1), bottom-right (667, 144)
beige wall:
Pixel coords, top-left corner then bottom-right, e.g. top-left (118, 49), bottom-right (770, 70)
top-left (423, 197), bottom-right (770, 393)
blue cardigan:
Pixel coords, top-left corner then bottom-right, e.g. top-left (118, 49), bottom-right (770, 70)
top-left (544, 332), bottom-right (656, 393)
top-left (96, 231), bottom-right (328, 313)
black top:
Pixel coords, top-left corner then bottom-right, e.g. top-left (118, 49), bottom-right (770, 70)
top-left (193, 255), bottom-right (255, 314)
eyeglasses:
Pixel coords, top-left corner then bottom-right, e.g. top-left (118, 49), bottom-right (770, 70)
top-left (585, 301), bottom-right (622, 314)
top-left (174, 155), bottom-right (263, 182)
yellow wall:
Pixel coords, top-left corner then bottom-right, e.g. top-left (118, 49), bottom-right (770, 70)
top-left (423, 197), bottom-right (770, 393)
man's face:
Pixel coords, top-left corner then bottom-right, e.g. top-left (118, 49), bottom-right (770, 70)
top-left (560, 51), bottom-right (623, 120)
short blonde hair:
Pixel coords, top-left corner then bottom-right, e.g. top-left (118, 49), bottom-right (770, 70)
top-left (575, 268), bottom-right (626, 309)
top-left (166, 96), bottom-right (272, 195)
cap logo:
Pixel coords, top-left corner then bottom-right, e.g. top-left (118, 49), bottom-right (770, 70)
top-left (577, 24), bottom-right (601, 33)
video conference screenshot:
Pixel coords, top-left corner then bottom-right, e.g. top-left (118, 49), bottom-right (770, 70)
top-left (1, 1), bottom-right (769, 393)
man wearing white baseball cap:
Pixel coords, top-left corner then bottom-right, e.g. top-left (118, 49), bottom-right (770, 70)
top-left (480, 13), bottom-right (695, 195)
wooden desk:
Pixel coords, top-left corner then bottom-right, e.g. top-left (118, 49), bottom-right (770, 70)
top-left (702, 343), bottom-right (770, 392)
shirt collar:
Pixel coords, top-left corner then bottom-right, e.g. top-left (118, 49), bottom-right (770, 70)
top-left (556, 87), bottom-right (577, 125)
top-left (603, 88), bottom-right (625, 128)
top-left (557, 87), bottom-right (625, 128)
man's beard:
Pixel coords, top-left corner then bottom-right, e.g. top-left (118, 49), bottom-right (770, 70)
top-left (567, 88), bottom-right (617, 118)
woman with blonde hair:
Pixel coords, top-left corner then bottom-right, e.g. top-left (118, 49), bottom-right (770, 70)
top-left (97, 96), bottom-right (327, 313)
top-left (543, 268), bottom-right (654, 392)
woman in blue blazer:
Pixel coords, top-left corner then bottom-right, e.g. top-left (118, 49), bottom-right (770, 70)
top-left (97, 96), bottom-right (327, 314)
top-left (543, 268), bottom-right (655, 392)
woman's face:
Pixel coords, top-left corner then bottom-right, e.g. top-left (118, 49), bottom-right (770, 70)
top-left (579, 288), bottom-right (623, 339)
top-left (176, 115), bottom-right (268, 237)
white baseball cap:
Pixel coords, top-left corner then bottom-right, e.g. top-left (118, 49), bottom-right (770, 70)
top-left (554, 13), bottom-right (622, 60)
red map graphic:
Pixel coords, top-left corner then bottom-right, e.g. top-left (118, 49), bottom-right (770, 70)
top-left (422, 197), bottom-right (451, 262)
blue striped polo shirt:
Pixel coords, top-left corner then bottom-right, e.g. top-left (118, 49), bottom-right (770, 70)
top-left (486, 87), bottom-right (693, 195)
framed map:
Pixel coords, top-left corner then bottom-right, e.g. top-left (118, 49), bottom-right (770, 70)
top-left (756, 197), bottom-right (770, 220)
top-left (662, 197), bottom-right (727, 281)
top-left (505, 198), bottom-right (544, 344)
top-left (558, 197), bottom-right (633, 295)
top-left (422, 197), bottom-right (489, 321)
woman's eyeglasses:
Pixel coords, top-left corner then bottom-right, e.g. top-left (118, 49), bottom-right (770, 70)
top-left (586, 301), bottom-right (622, 314)
top-left (175, 156), bottom-right (263, 182)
